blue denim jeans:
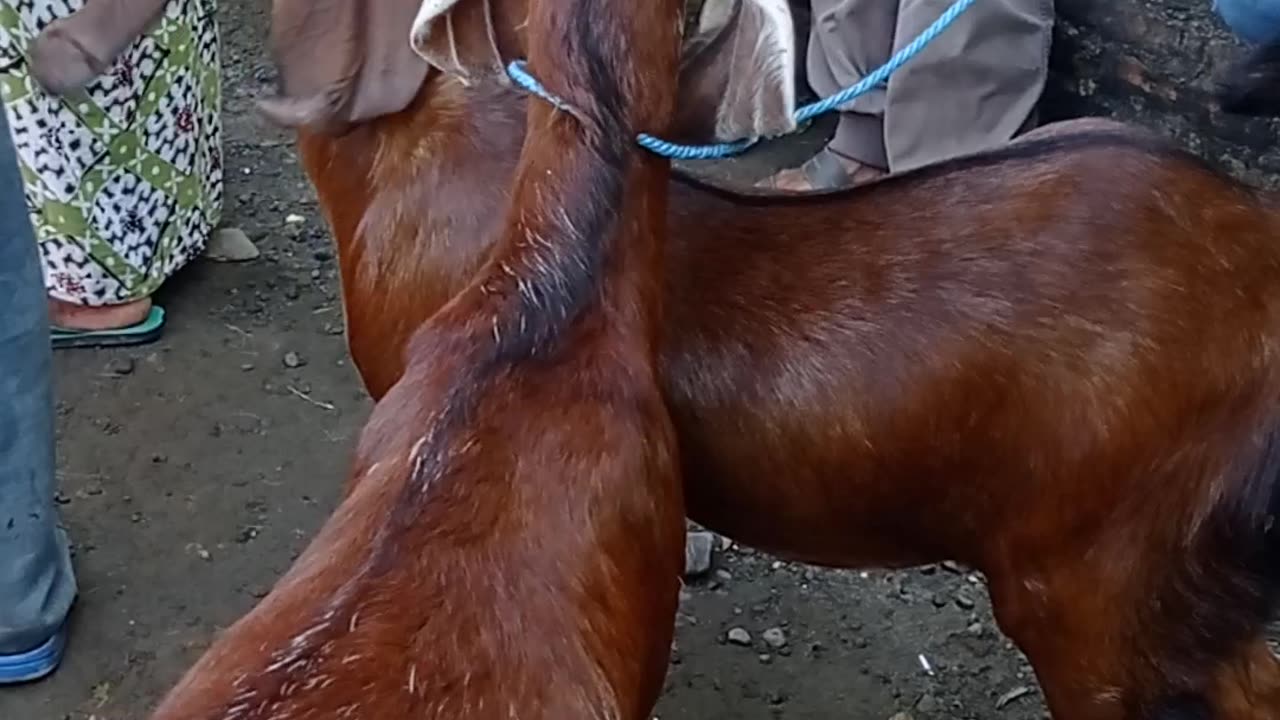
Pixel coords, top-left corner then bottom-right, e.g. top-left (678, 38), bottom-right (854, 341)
top-left (0, 100), bottom-right (76, 655)
top-left (1215, 0), bottom-right (1280, 44)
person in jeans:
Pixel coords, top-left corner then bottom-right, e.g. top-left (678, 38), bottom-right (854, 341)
top-left (0, 98), bottom-right (76, 685)
top-left (1215, 0), bottom-right (1280, 43)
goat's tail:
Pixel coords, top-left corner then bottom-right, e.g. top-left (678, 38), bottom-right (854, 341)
top-left (1151, 418), bottom-right (1280, 715)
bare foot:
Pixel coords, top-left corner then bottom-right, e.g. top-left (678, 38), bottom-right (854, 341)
top-left (49, 296), bottom-right (151, 332)
top-left (755, 149), bottom-right (887, 192)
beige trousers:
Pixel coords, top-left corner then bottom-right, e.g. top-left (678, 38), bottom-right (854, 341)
top-left (807, 0), bottom-right (1055, 173)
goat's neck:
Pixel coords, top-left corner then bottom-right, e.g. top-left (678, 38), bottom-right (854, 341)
top-left (297, 74), bottom-right (528, 303)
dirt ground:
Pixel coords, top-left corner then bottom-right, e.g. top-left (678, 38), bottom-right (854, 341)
top-left (0, 3), bottom-right (1106, 720)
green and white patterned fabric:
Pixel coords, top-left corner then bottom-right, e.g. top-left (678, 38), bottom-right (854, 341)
top-left (0, 0), bottom-right (221, 306)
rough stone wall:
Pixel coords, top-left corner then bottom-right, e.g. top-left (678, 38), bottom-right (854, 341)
top-left (1046, 0), bottom-right (1280, 186)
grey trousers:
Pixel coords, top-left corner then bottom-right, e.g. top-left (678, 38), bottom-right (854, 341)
top-left (807, 0), bottom-right (1055, 172)
top-left (0, 100), bottom-right (76, 656)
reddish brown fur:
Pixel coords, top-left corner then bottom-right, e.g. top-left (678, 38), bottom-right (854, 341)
top-left (290, 60), bottom-right (1280, 720)
top-left (147, 1), bottom-right (690, 719)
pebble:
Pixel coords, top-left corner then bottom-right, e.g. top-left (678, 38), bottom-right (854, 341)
top-left (762, 627), bottom-right (787, 648)
top-left (283, 351), bottom-right (306, 368)
top-left (954, 592), bottom-right (976, 610)
top-left (996, 686), bottom-right (1033, 709)
top-left (726, 627), bottom-right (752, 646)
top-left (284, 213), bottom-right (305, 225)
top-left (684, 531), bottom-right (715, 577)
top-left (889, 713), bottom-right (914, 720)
top-left (106, 357), bottom-right (135, 376)
top-left (915, 694), bottom-right (939, 713)
top-left (204, 227), bottom-right (260, 262)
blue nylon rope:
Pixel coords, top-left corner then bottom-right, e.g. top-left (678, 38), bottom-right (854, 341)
top-left (506, 0), bottom-right (977, 160)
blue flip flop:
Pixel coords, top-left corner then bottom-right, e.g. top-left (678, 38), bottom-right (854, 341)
top-left (51, 305), bottom-right (165, 350)
top-left (0, 625), bottom-right (67, 685)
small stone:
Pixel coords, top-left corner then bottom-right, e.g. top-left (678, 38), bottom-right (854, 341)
top-left (954, 592), bottom-right (976, 610)
top-left (726, 627), bottom-right (752, 646)
top-left (889, 713), bottom-right (914, 720)
top-left (941, 561), bottom-right (964, 574)
top-left (931, 593), bottom-right (948, 608)
top-left (916, 694), bottom-right (938, 713)
top-left (283, 351), bottom-right (306, 368)
top-left (996, 686), bottom-right (1033, 710)
top-left (684, 531), bottom-right (715, 577)
top-left (105, 357), bottom-right (135, 376)
top-left (77, 480), bottom-right (104, 498)
top-left (240, 363), bottom-right (255, 372)
top-left (204, 227), bottom-right (260, 262)
top-left (762, 627), bottom-right (787, 648)
top-left (284, 213), bottom-right (305, 225)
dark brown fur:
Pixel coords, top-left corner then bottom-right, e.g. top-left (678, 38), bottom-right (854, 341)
top-left (291, 70), bottom-right (1280, 720)
top-left (146, 1), bottom-right (688, 718)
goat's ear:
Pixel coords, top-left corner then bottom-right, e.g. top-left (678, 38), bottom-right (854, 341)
top-left (257, 0), bottom-right (428, 132)
top-left (1218, 39), bottom-right (1280, 117)
top-left (674, 0), bottom-right (798, 143)
top-left (409, 0), bottom-right (507, 83)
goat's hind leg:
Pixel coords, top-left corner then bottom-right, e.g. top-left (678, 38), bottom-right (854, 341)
top-left (1201, 638), bottom-right (1280, 720)
top-left (988, 536), bottom-right (1280, 719)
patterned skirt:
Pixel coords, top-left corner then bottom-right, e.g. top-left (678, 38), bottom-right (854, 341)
top-left (0, 0), bottom-right (222, 306)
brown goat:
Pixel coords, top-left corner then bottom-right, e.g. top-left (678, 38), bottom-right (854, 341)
top-left (264, 0), bottom-right (1280, 717)
top-left (146, 0), bottom-right (689, 718)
